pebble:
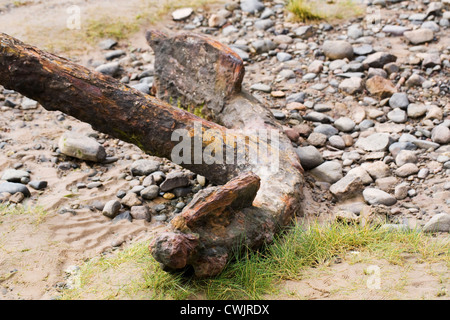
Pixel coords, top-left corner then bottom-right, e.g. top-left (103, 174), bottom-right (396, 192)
top-left (130, 159), bottom-right (160, 176)
top-left (329, 175), bottom-right (364, 201)
top-left (121, 192), bottom-right (142, 207)
top-left (431, 125), bottom-right (450, 144)
top-left (250, 83), bottom-right (271, 92)
top-left (240, 0), bottom-right (265, 13)
top-left (338, 77), bottom-right (363, 95)
top-left (334, 117), bottom-right (355, 132)
top-left (95, 62), bottom-right (120, 76)
top-left (310, 161), bottom-right (343, 184)
top-left (29, 180), bottom-right (47, 190)
top-left (395, 150), bottom-right (417, 167)
top-left (1, 169), bottom-right (30, 183)
top-left (112, 211), bottom-right (132, 223)
top-left (0, 182), bottom-right (30, 197)
top-left (58, 132), bottom-right (106, 163)
top-left (355, 133), bottom-right (391, 152)
top-left (422, 213), bottom-right (450, 233)
top-left (328, 135), bottom-right (346, 149)
top-left (172, 8), bottom-right (193, 21)
top-left (130, 206), bottom-right (151, 221)
top-left (395, 163), bottom-right (420, 177)
top-left (387, 108), bottom-right (407, 123)
top-left (322, 40), bottom-right (354, 60)
top-left (389, 93), bottom-right (409, 109)
top-left (159, 171), bottom-right (190, 192)
top-left (140, 185), bottom-right (160, 200)
top-left (102, 200), bottom-right (121, 219)
top-left (404, 29), bottom-right (434, 44)
top-left (407, 103), bottom-right (427, 118)
top-left (314, 124), bottom-right (338, 138)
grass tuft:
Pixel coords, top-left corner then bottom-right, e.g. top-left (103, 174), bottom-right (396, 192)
top-left (59, 221), bottom-right (450, 300)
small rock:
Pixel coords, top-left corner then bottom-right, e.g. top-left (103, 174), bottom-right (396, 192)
top-left (104, 49), bottom-right (125, 61)
top-left (9, 192), bottom-right (25, 204)
top-left (276, 52), bottom-right (292, 62)
top-left (394, 182), bottom-right (409, 200)
top-left (197, 175), bottom-right (206, 187)
top-left (365, 75), bottom-right (397, 98)
top-left (98, 39), bottom-right (117, 50)
top-left (361, 161), bottom-right (390, 180)
top-left (222, 25), bottom-right (239, 36)
top-left (130, 159), bottom-right (160, 176)
top-left (294, 25), bottom-right (314, 39)
top-left (431, 125), bottom-right (450, 144)
top-left (87, 182), bottom-right (102, 189)
top-left (405, 74), bottom-right (425, 88)
top-left (0, 182), bottom-right (30, 197)
top-left (404, 29), bottom-right (434, 44)
top-left (172, 8), bottom-right (193, 21)
top-left (307, 132), bottom-right (328, 147)
top-left (121, 192), bottom-right (142, 207)
top-left (347, 24), bottom-right (363, 39)
top-left (346, 167), bottom-right (373, 185)
top-left (363, 188), bottom-right (397, 206)
top-left (339, 77), bottom-right (363, 95)
top-left (29, 180), bottom-right (47, 190)
top-left (310, 161), bottom-right (343, 184)
top-left (130, 206), bottom-right (151, 221)
top-left (382, 25), bottom-right (410, 36)
top-left (395, 150), bottom-right (417, 167)
top-left (159, 172), bottom-right (190, 192)
top-left (102, 200), bottom-right (121, 219)
top-left (163, 192), bottom-right (175, 200)
top-left (328, 135), bottom-right (346, 150)
top-left (330, 175), bottom-right (364, 201)
top-left (254, 19), bottom-right (274, 31)
top-left (112, 211), bottom-right (132, 223)
top-left (58, 132), bottom-right (106, 162)
top-left (140, 185), bottom-right (160, 200)
top-left (422, 213), bottom-right (450, 233)
top-left (251, 39), bottom-right (277, 54)
top-left (387, 108), bottom-right (407, 123)
top-left (250, 83), bottom-right (271, 93)
top-left (240, 0), bottom-right (265, 13)
top-left (322, 40), bottom-right (353, 60)
top-left (334, 117), bottom-right (356, 132)
top-left (362, 52), bottom-right (397, 69)
top-left (1, 169), bottom-right (30, 183)
top-left (308, 60), bottom-right (323, 74)
top-left (295, 146), bottom-right (324, 170)
top-left (314, 124), bottom-right (338, 138)
top-left (355, 133), bottom-right (392, 152)
top-left (353, 44), bottom-right (374, 56)
top-left (395, 163), bottom-right (419, 177)
top-left (95, 62), bottom-right (120, 77)
top-left (389, 92), bottom-right (409, 109)
top-left (407, 103), bottom-right (427, 118)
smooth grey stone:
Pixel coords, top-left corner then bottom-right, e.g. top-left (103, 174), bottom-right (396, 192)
top-left (130, 159), bottom-right (160, 176)
top-left (363, 188), bottom-right (397, 206)
top-left (0, 182), bottom-right (30, 197)
top-left (29, 180), bottom-right (47, 190)
top-left (295, 146), bottom-right (324, 170)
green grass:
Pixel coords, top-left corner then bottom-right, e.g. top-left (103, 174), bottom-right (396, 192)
top-left (59, 221), bottom-right (450, 300)
top-left (286, 0), bottom-right (364, 22)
